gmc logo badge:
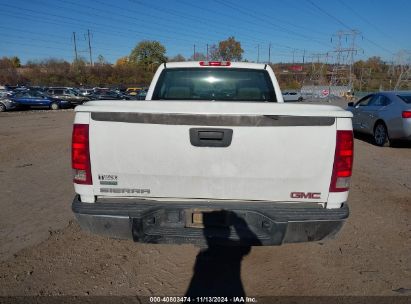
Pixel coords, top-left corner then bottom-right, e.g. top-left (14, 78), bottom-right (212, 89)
top-left (290, 192), bottom-right (321, 199)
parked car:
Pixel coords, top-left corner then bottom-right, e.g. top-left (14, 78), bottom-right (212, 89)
top-left (47, 87), bottom-right (90, 106)
top-left (126, 87), bottom-right (144, 96)
top-left (112, 87), bottom-right (127, 95)
top-left (0, 90), bottom-right (10, 99)
top-left (28, 86), bottom-right (47, 93)
top-left (347, 91), bottom-right (411, 146)
top-left (0, 97), bottom-right (18, 112)
top-left (135, 90), bottom-right (147, 100)
top-left (282, 91), bottom-right (303, 102)
top-left (10, 91), bottom-right (70, 110)
top-left (11, 87), bottom-right (28, 94)
top-left (79, 89), bottom-right (94, 97)
top-left (91, 90), bottom-right (130, 100)
top-left (5, 85), bottom-right (24, 91)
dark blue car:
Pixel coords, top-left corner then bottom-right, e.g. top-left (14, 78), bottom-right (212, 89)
top-left (11, 91), bottom-right (71, 110)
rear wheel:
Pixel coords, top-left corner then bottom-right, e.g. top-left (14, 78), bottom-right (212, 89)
top-left (298, 97), bottom-right (303, 102)
top-left (50, 102), bottom-right (60, 110)
top-left (0, 103), bottom-right (6, 112)
top-left (373, 122), bottom-right (390, 147)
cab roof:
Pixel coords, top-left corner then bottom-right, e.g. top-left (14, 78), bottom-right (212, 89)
top-left (164, 61), bottom-right (267, 70)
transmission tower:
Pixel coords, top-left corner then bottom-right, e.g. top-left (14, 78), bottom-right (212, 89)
top-left (308, 52), bottom-right (330, 85)
top-left (394, 50), bottom-right (411, 90)
top-left (329, 30), bottom-right (361, 90)
top-left (359, 67), bottom-right (372, 91)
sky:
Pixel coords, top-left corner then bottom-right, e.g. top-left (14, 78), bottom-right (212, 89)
top-left (1, 0), bottom-right (411, 65)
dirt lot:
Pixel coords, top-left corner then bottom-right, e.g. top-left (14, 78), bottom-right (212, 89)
top-left (0, 106), bottom-right (410, 298)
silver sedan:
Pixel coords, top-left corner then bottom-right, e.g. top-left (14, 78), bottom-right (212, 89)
top-left (0, 97), bottom-right (18, 112)
top-left (347, 91), bottom-right (411, 146)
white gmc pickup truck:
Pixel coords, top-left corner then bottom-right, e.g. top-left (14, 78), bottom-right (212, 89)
top-left (72, 61), bottom-right (353, 246)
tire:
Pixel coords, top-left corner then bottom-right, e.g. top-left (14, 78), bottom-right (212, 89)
top-left (50, 102), bottom-right (60, 110)
top-left (373, 122), bottom-right (390, 147)
top-left (0, 103), bottom-right (6, 112)
top-left (298, 97), bottom-right (303, 102)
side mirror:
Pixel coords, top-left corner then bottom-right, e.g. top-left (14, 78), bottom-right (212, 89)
top-left (348, 102), bottom-right (354, 107)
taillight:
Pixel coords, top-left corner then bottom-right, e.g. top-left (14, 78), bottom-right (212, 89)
top-left (330, 130), bottom-right (353, 192)
top-left (199, 61), bottom-right (231, 66)
top-left (402, 111), bottom-right (411, 118)
top-left (72, 124), bottom-right (92, 184)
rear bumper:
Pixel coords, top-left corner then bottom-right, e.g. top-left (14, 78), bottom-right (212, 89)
top-left (72, 195), bottom-right (349, 246)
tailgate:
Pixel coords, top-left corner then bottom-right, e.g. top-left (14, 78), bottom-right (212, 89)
top-left (85, 101), bottom-right (346, 203)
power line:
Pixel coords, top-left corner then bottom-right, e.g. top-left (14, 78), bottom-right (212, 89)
top-left (213, 0), bottom-right (330, 48)
top-left (56, 0), bottom-right (229, 44)
top-left (2, 3), bottom-right (196, 44)
top-left (4, 0), bottom-right (329, 63)
top-left (60, 0), bottom-right (304, 50)
top-left (0, 25), bottom-right (143, 59)
top-left (2, 5), bottom-right (205, 60)
top-left (92, 0), bottom-right (266, 45)
top-left (179, 0), bottom-right (329, 38)
top-left (8, 0), bottom-right (402, 65)
top-left (306, 0), bottom-right (350, 29)
top-left (128, 0), bottom-right (330, 49)
top-left (0, 32), bottom-right (72, 47)
top-left (305, 0), bottom-right (395, 56)
top-left (0, 39), bottom-right (71, 53)
top-left (337, 0), bottom-right (401, 45)
top-left (0, 33), bottom-right (131, 61)
top-left (3, 2), bottom-right (323, 63)
top-left (23, 0), bottom-right (309, 58)
top-left (0, 25), bottom-right (68, 41)
top-left (126, 0), bottom-right (268, 45)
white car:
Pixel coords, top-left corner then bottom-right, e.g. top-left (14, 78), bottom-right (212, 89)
top-left (71, 61), bottom-right (353, 246)
top-left (282, 91), bottom-right (303, 102)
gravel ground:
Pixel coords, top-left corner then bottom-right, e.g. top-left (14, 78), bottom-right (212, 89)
top-left (0, 103), bottom-right (410, 298)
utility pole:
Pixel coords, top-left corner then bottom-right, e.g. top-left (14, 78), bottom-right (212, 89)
top-left (73, 32), bottom-right (78, 62)
top-left (193, 44), bottom-right (196, 60)
top-left (87, 29), bottom-right (93, 66)
top-left (268, 43), bottom-right (271, 64)
top-left (302, 49), bottom-right (306, 65)
top-left (257, 44), bottom-right (260, 63)
top-left (206, 44), bottom-right (209, 61)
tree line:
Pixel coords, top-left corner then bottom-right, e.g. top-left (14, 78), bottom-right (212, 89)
top-left (0, 37), bottom-right (408, 91)
top-left (0, 36), bottom-right (244, 88)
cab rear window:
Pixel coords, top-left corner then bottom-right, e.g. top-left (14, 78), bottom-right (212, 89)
top-left (152, 68), bottom-right (277, 102)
